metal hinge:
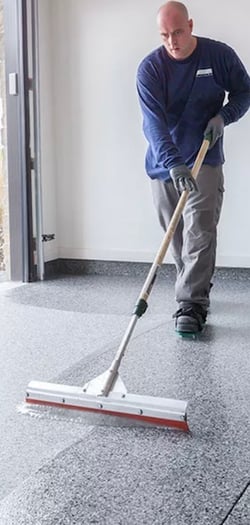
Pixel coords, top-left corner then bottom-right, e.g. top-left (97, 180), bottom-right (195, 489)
top-left (28, 77), bottom-right (33, 90)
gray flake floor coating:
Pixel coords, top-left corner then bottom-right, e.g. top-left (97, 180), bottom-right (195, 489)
top-left (0, 270), bottom-right (249, 524)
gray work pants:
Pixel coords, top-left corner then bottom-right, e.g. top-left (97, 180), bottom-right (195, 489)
top-left (151, 164), bottom-right (224, 309)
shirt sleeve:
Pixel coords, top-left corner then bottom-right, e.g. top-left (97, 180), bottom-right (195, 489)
top-left (136, 60), bottom-right (184, 172)
top-left (217, 46), bottom-right (250, 125)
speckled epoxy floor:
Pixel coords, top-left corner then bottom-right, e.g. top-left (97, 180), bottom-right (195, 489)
top-left (0, 268), bottom-right (249, 524)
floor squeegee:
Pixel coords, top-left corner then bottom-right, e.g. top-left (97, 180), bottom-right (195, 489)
top-left (26, 137), bottom-right (210, 431)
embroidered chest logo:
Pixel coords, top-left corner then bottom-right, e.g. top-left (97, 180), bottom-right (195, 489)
top-left (196, 68), bottom-right (213, 77)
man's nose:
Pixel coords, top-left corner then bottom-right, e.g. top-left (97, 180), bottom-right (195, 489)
top-left (168, 34), bottom-right (177, 46)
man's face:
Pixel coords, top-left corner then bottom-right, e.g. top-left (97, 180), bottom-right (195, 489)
top-left (157, 11), bottom-right (195, 60)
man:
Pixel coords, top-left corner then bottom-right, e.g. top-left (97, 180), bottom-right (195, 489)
top-left (136, 1), bottom-right (250, 336)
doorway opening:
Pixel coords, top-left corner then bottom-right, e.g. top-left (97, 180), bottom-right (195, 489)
top-left (0, 1), bottom-right (9, 281)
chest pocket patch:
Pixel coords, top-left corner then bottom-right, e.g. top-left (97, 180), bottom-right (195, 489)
top-left (196, 68), bottom-right (213, 77)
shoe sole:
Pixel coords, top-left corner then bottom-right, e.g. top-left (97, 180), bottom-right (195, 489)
top-left (175, 324), bottom-right (206, 339)
top-left (176, 330), bottom-right (198, 340)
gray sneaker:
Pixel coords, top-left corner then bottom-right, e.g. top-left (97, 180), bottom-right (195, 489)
top-left (173, 304), bottom-right (207, 337)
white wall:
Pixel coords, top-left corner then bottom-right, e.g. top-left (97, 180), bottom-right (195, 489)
top-left (39, 0), bottom-right (250, 267)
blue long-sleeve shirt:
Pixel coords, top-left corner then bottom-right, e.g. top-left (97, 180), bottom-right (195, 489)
top-left (136, 37), bottom-right (250, 181)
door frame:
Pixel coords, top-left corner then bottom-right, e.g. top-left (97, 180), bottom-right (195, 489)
top-left (4, 0), bottom-right (43, 281)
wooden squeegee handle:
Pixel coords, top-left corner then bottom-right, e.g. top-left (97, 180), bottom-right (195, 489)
top-left (138, 136), bottom-right (210, 304)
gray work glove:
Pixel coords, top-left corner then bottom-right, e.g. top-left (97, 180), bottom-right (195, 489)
top-left (169, 164), bottom-right (198, 194)
top-left (204, 114), bottom-right (224, 149)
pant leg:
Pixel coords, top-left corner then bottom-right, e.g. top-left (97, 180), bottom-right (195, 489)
top-left (176, 164), bottom-right (224, 308)
top-left (151, 178), bottom-right (184, 274)
top-left (151, 165), bottom-right (224, 309)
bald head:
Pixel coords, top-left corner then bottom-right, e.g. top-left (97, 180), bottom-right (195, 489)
top-left (157, 1), bottom-right (189, 22)
top-left (157, 1), bottom-right (196, 60)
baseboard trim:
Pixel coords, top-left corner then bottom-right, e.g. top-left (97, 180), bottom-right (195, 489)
top-left (45, 258), bottom-right (175, 278)
top-left (44, 258), bottom-right (250, 281)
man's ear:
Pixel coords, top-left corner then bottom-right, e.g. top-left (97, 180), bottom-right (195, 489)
top-left (188, 19), bottom-right (193, 32)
